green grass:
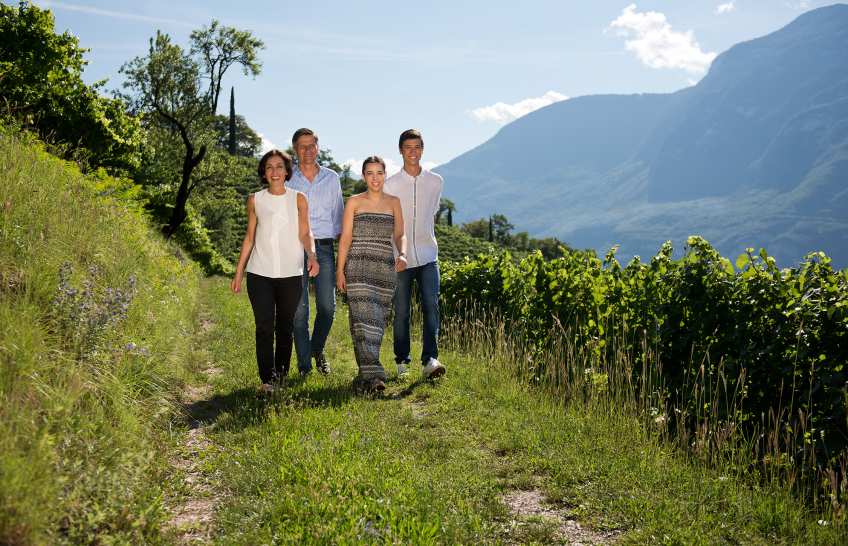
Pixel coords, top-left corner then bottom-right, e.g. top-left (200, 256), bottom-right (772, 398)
top-left (190, 278), bottom-right (847, 545)
top-left (0, 123), bottom-right (204, 544)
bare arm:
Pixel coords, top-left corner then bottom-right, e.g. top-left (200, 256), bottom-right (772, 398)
top-left (297, 192), bottom-right (319, 277)
top-left (392, 196), bottom-right (408, 272)
top-left (231, 195), bottom-right (258, 294)
top-left (335, 197), bottom-right (358, 294)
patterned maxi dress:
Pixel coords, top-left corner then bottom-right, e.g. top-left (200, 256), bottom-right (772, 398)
top-left (346, 212), bottom-right (397, 382)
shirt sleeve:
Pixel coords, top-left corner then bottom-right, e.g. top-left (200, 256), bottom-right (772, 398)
top-left (332, 173), bottom-right (344, 237)
top-left (431, 174), bottom-right (444, 217)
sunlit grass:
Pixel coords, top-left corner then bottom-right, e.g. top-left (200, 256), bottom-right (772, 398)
top-left (0, 123), bottom-right (203, 544)
top-left (195, 277), bottom-right (847, 544)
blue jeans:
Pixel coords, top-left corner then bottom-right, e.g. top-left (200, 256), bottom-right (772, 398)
top-left (293, 243), bottom-right (336, 372)
top-left (393, 261), bottom-right (440, 365)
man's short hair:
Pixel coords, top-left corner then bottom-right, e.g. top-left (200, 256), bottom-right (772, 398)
top-left (362, 155), bottom-right (386, 175)
top-left (258, 149), bottom-right (294, 183)
top-left (398, 129), bottom-right (423, 149)
top-left (292, 128), bottom-right (318, 147)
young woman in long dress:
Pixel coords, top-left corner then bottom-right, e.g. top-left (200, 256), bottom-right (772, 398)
top-left (231, 150), bottom-right (319, 394)
top-left (336, 156), bottom-right (407, 391)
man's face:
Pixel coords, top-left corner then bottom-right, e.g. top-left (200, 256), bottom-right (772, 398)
top-left (294, 135), bottom-right (318, 165)
top-left (400, 138), bottom-right (423, 166)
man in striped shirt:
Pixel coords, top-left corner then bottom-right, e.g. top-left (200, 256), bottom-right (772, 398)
top-left (286, 128), bottom-right (344, 375)
top-left (384, 129), bottom-right (446, 380)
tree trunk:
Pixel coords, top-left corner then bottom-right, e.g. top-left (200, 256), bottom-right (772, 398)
top-left (163, 143), bottom-right (207, 238)
top-left (228, 87), bottom-right (236, 156)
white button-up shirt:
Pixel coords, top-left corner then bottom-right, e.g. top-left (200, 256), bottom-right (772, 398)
top-left (384, 168), bottom-right (443, 268)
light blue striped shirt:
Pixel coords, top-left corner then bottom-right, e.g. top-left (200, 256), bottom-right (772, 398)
top-left (286, 164), bottom-right (344, 239)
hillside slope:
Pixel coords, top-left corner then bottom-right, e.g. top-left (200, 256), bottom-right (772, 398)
top-left (436, 4), bottom-right (848, 267)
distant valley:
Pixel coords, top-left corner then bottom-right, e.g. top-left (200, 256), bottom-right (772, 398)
top-left (435, 3), bottom-right (848, 268)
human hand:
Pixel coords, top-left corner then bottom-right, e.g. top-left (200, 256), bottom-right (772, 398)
top-left (395, 255), bottom-right (407, 272)
top-left (307, 254), bottom-right (319, 277)
top-left (231, 271), bottom-right (243, 294)
top-left (336, 273), bottom-right (347, 294)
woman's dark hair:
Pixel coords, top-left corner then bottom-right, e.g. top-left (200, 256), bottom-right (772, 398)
top-left (361, 155), bottom-right (386, 175)
top-left (398, 129), bottom-right (423, 149)
top-left (258, 150), bottom-right (294, 183)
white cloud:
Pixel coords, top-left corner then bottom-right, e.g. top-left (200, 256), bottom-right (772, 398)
top-left (36, 1), bottom-right (195, 27)
top-left (606, 4), bottom-right (717, 74)
top-left (342, 157), bottom-right (403, 178)
top-left (687, 78), bottom-right (698, 86)
top-left (256, 134), bottom-right (276, 155)
top-left (468, 91), bottom-right (569, 125)
top-left (715, 1), bottom-right (735, 14)
top-left (341, 158), bottom-right (439, 177)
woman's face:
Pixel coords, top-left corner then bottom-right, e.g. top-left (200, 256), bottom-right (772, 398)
top-left (264, 155), bottom-right (288, 185)
top-left (363, 162), bottom-right (386, 192)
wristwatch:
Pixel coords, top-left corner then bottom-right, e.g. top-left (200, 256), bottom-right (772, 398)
top-left (308, 251), bottom-right (317, 258)
top-left (398, 252), bottom-right (407, 258)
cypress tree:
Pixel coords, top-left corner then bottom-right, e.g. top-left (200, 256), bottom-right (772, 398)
top-left (228, 87), bottom-right (236, 156)
top-left (488, 216), bottom-right (493, 242)
top-left (447, 208), bottom-right (452, 227)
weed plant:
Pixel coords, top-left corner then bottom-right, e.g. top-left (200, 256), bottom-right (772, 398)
top-left (0, 122), bottom-right (202, 544)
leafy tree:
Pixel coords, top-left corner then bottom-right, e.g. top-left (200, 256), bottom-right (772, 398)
top-left (118, 23), bottom-right (263, 237)
top-left (211, 113), bottom-right (261, 157)
top-left (460, 217), bottom-right (490, 240)
top-left (189, 20), bottom-right (264, 114)
top-left (458, 212), bottom-right (587, 261)
top-left (0, 1), bottom-right (143, 169)
top-left (435, 198), bottom-right (457, 226)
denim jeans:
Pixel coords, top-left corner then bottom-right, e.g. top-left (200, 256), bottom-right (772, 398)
top-left (293, 242), bottom-right (336, 372)
top-left (393, 260), bottom-right (440, 365)
top-left (246, 273), bottom-right (302, 384)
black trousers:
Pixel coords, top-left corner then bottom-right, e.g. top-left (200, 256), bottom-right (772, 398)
top-left (246, 273), bottom-right (303, 384)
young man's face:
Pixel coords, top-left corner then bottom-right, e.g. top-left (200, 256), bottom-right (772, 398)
top-left (399, 138), bottom-right (423, 167)
top-left (294, 135), bottom-right (318, 166)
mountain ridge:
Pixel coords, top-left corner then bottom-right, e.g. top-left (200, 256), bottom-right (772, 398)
top-left (435, 3), bottom-right (848, 267)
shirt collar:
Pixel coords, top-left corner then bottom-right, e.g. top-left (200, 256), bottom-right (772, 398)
top-left (294, 163), bottom-right (330, 182)
top-left (399, 167), bottom-right (426, 182)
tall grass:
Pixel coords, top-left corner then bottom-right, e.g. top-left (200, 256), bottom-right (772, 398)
top-left (0, 122), bottom-right (201, 544)
top-left (441, 297), bottom-right (848, 540)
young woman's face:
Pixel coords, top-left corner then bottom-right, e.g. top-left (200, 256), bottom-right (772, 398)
top-left (264, 156), bottom-right (288, 185)
top-left (363, 162), bottom-right (386, 192)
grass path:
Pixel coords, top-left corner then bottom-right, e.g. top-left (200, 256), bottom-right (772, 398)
top-left (169, 278), bottom-right (844, 545)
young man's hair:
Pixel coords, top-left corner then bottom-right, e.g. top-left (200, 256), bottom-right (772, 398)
top-left (292, 128), bottom-right (318, 147)
top-left (361, 155), bottom-right (386, 175)
top-left (398, 129), bottom-right (423, 150)
top-left (257, 150), bottom-right (294, 183)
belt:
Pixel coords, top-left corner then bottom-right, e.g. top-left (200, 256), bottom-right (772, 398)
top-left (315, 238), bottom-right (335, 246)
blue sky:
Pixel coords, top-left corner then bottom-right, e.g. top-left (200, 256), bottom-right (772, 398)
top-left (35, 0), bottom-right (835, 174)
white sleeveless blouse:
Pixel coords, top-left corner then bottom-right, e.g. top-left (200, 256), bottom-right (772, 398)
top-left (245, 189), bottom-right (304, 278)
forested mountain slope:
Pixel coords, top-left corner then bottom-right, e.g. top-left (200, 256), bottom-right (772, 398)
top-left (436, 3), bottom-right (848, 267)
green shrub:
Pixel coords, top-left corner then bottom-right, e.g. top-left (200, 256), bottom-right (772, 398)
top-left (441, 237), bottom-right (848, 463)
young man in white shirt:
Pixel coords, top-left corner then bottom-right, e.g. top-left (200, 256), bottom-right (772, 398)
top-left (383, 129), bottom-right (446, 379)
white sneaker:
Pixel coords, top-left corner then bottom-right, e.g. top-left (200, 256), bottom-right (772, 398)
top-left (397, 361), bottom-right (410, 377)
top-left (422, 358), bottom-right (445, 379)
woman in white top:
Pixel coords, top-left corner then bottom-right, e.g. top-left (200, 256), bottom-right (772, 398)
top-left (231, 150), bottom-right (319, 393)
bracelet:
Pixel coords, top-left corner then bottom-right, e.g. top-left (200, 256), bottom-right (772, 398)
top-left (398, 252), bottom-right (406, 257)
top-left (308, 251), bottom-right (317, 257)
